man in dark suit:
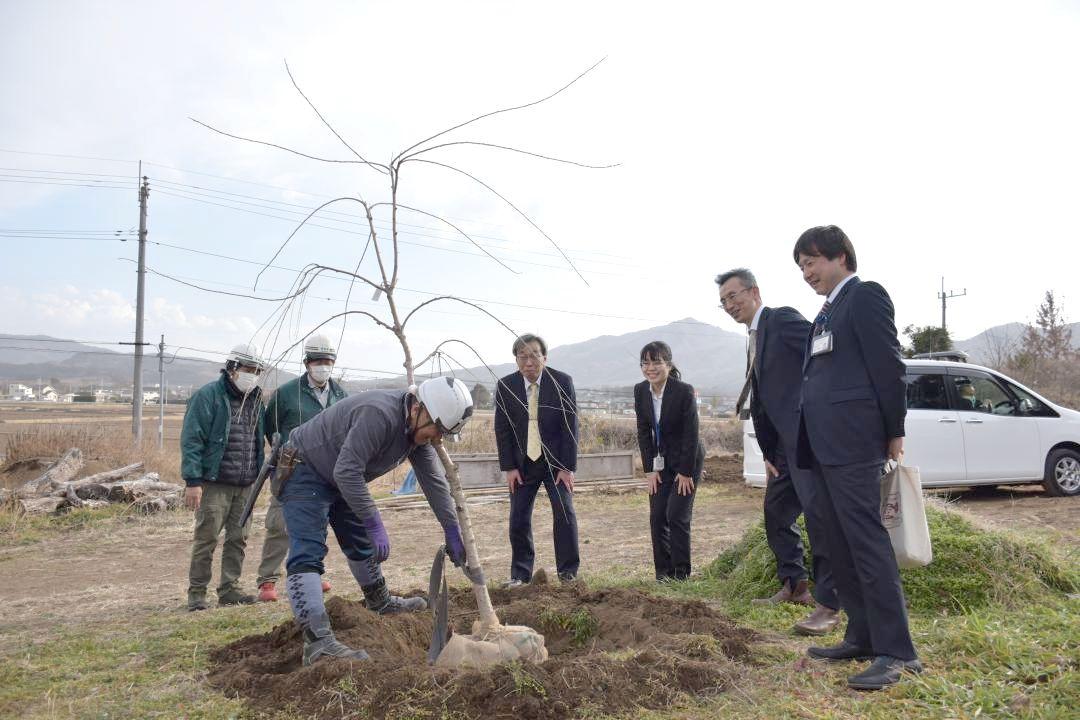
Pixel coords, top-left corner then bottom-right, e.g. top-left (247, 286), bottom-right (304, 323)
top-left (793, 225), bottom-right (921, 690)
top-left (716, 268), bottom-right (839, 635)
top-left (494, 333), bottom-right (580, 586)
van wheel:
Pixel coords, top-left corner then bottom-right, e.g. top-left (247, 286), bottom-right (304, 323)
top-left (1043, 448), bottom-right (1080, 497)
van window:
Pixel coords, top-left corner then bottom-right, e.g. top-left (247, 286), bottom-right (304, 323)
top-left (952, 374), bottom-right (1015, 415)
top-left (905, 374), bottom-right (948, 410)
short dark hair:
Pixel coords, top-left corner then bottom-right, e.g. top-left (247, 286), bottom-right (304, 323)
top-left (512, 333), bottom-right (547, 357)
top-left (639, 340), bottom-right (682, 381)
top-left (715, 268), bottom-right (757, 289)
top-left (792, 225), bottom-right (857, 271)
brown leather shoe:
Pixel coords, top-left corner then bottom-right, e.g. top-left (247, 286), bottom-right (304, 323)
top-left (751, 580), bottom-right (794, 605)
top-left (790, 579), bottom-right (814, 606)
top-left (794, 603), bottom-right (841, 636)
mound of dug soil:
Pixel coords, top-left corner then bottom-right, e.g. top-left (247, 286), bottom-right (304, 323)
top-left (701, 454), bottom-right (743, 484)
top-left (209, 584), bottom-right (758, 719)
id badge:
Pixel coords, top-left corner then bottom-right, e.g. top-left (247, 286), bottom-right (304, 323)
top-left (653, 455), bottom-right (665, 472)
top-left (811, 331), bottom-right (834, 357)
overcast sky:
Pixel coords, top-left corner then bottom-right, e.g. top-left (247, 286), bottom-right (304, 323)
top-left (2, 1), bottom-right (1078, 383)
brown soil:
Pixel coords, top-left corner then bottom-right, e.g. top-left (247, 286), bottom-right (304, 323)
top-left (702, 453), bottom-right (743, 483)
top-left (208, 584), bottom-right (757, 720)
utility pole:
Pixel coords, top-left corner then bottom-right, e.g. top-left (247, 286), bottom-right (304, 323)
top-left (127, 169), bottom-right (150, 443)
top-left (158, 334), bottom-right (165, 450)
top-left (938, 277), bottom-right (967, 331)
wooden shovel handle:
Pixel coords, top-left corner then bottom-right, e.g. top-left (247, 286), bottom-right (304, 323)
top-left (434, 442), bottom-right (501, 629)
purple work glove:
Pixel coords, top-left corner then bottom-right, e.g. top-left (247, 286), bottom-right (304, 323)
top-left (443, 523), bottom-right (467, 567)
top-left (362, 511), bottom-right (391, 563)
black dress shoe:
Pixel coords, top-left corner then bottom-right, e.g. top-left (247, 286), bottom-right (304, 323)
top-left (847, 655), bottom-right (924, 690)
top-left (807, 641), bottom-right (875, 662)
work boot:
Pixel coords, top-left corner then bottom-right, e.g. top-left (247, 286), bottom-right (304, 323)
top-left (258, 582), bottom-right (278, 602)
top-left (752, 579), bottom-right (797, 605)
top-left (218, 589), bottom-right (257, 606)
top-left (187, 591), bottom-right (209, 612)
top-left (847, 655), bottom-right (923, 690)
top-left (302, 612), bottom-right (370, 667)
top-left (793, 603), bottom-right (841, 636)
top-left (790, 579), bottom-right (814, 606)
top-left (361, 577), bottom-right (428, 614)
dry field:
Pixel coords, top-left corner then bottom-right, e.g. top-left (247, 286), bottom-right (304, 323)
top-left (1, 403), bottom-right (1078, 719)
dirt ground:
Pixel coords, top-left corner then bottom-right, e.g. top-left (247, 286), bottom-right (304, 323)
top-left (210, 584), bottom-right (758, 720)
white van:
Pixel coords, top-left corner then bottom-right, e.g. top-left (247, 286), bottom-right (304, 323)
top-left (743, 359), bottom-right (1080, 496)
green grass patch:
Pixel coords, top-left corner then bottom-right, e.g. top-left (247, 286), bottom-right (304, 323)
top-left (538, 607), bottom-right (599, 646)
top-left (701, 506), bottom-right (1079, 613)
top-left (0, 503), bottom-right (136, 547)
top-left (0, 602), bottom-right (291, 719)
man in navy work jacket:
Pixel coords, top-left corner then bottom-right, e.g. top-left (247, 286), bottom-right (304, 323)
top-left (793, 225), bottom-right (921, 690)
top-left (494, 333), bottom-right (580, 586)
top-left (716, 268), bottom-right (839, 636)
top-left (279, 377), bottom-right (474, 666)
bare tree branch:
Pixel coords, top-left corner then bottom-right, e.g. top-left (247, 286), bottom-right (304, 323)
top-left (254, 196), bottom-right (368, 289)
top-left (404, 158), bottom-right (589, 286)
top-left (190, 117), bottom-right (385, 168)
top-left (402, 295), bottom-right (520, 337)
top-left (401, 141), bottom-right (619, 169)
top-left (283, 59), bottom-right (389, 175)
top-left (129, 260), bottom-right (313, 302)
top-left (394, 57), bottom-right (606, 163)
top-left (395, 203), bottom-right (519, 274)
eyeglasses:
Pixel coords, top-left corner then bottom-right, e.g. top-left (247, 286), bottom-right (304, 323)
top-left (718, 287), bottom-right (753, 309)
top-left (640, 360), bottom-right (667, 369)
top-left (515, 352), bottom-right (544, 362)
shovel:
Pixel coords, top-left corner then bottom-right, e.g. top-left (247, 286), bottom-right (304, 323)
top-left (429, 442), bottom-right (547, 668)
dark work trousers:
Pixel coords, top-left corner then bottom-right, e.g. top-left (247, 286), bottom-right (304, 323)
top-left (508, 456), bottom-right (580, 582)
top-left (648, 468), bottom-right (696, 580)
top-left (765, 437), bottom-right (839, 609)
top-left (811, 456), bottom-right (917, 661)
top-left (280, 463), bottom-right (375, 576)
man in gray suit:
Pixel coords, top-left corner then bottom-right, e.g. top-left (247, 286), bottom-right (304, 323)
top-left (717, 268), bottom-right (838, 635)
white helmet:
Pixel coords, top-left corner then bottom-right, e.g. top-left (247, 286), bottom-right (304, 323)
top-left (226, 343), bottom-right (266, 372)
top-left (303, 333), bottom-right (337, 362)
top-left (417, 377), bottom-right (474, 434)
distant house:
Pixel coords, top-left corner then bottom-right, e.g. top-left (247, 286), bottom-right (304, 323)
top-left (40, 386), bottom-right (58, 402)
top-left (59, 393), bottom-right (76, 403)
top-left (6, 383), bottom-right (34, 401)
top-left (93, 389), bottom-right (110, 403)
top-left (142, 391), bottom-right (159, 404)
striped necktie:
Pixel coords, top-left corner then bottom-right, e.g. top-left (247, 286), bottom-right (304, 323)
top-left (813, 300), bottom-right (832, 336)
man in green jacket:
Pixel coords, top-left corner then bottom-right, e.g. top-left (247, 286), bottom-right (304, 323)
top-left (182, 344), bottom-right (267, 611)
top-left (256, 334), bottom-right (347, 602)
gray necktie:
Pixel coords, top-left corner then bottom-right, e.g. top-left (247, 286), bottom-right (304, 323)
top-left (735, 329), bottom-right (757, 416)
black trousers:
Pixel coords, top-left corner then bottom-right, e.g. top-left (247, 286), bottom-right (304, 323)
top-left (765, 437), bottom-right (838, 608)
top-left (810, 456), bottom-right (917, 660)
top-left (508, 456), bottom-right (580, 582)
top-left (649, 468), bottom-right (696, 580)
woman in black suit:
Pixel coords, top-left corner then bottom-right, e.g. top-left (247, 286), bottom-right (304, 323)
top-left (634, 341), bottom-right (705, 581)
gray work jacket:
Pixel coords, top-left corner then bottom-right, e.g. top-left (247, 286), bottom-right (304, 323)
top-left (288, 389), bottom-right (457, 528)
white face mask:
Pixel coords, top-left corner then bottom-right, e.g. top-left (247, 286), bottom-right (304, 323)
top-left (234, 370), bottom-right (259, 393)
top-left (308, 364), bottom-right (333, 385)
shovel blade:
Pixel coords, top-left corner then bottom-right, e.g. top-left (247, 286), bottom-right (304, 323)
top-left (427, 545), bottom-right (451, 664)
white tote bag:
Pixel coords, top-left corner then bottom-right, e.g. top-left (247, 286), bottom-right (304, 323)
top-left (879, 461), bottom-right (933, 568)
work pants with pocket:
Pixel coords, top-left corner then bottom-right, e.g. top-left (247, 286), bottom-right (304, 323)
top-left (188, 483), bottom-right (253, 597)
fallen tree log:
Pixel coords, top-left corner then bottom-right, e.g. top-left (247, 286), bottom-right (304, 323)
top-left (16, 448), bottom-right (84, 498)
top-left (65, 463), bottom-right (143, 489)
top-left (13, 496), bottom-right (67, 515)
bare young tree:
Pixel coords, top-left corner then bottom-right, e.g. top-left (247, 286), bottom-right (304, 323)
top-left (192, 59), bottom-right (614, 662)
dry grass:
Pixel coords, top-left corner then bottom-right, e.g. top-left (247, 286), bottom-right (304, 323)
top-left (2, 425), bottom-right (180, 485)
top-left (451, 412), bottom-right (742, 457)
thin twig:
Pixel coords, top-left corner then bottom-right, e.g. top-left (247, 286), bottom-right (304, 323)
top-left (394, 57), bottom-right (606, 162)
top-left (189, 117), bottom-right (377, 167)
top-left (401, 140), bottom-right (618, 169)
top-left (395, 203), bottom-right (518, 274)
top-left (254, 196), bottom-right (368, 290)
top-left (283, 59), bottom-right (389, 175)
top-left (404, 158), bottom-right (589, 285)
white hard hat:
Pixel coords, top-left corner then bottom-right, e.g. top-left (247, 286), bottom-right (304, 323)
top-left (226, 343), bottom-right (266, 372)
top-left (303, 333), bottom-right (337, 361)
top-left (417, 377), bottom-right (474, 434)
